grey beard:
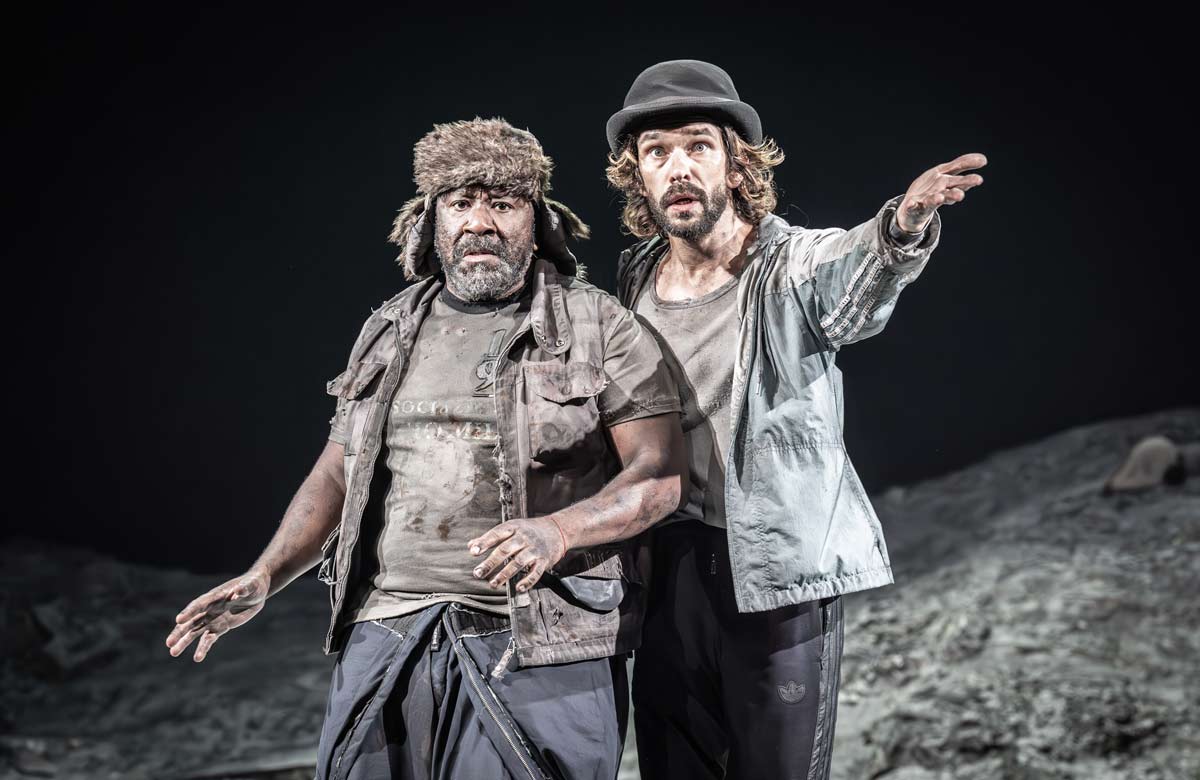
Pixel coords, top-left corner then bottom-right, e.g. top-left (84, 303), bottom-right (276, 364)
top-left (437, 235), bottom-right (533, 302)
top-left (649, 184), bottom-right (730, 241)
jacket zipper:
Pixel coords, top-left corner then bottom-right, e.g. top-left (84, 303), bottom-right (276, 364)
top-left (723, 240), bottom-right (785, 608)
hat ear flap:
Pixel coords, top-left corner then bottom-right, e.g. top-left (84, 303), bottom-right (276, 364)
top-left (389, 195), bottom-right (438, 280)
top-left (537, 198), bottom-right (591, 280)
top-left (544, 197), bottom-right (591, 242)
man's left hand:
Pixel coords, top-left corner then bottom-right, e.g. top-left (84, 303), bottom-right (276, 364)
top-left (897, 152), bottom-right (988, 234)
top-left (468, 518), bottom-right (569, 592)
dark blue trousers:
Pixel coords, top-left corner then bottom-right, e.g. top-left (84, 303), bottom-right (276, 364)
top-left (315, 603), bottom-right (628, 780)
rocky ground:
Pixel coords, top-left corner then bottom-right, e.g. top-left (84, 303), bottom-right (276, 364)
top-left (830, 408), bottom-right (1200, 780)
top-left (2, 409), bottom-right (1197, 779)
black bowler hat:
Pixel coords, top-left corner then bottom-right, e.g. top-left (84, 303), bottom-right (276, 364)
top-left (606, 59), bottom-right (763, 153)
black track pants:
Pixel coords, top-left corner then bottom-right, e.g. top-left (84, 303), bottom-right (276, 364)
top-left (633, 521), bottom-right (844, 780)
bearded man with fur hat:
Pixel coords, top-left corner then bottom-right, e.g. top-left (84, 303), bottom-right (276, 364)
top-left (166, 117), bottom-right (685, 779)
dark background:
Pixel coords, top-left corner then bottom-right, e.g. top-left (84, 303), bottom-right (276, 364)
top-left (12, 3), bottom-right (1196, 573)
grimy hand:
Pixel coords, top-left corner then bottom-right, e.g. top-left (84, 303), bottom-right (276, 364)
top-left (468, 517), bottom-right (569, 593)
top-left (897, 152), bottom-right (988, 234)
top-left (165, 569), bottom-right (270, 662)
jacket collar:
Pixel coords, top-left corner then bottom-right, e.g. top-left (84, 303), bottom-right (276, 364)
top-left (751, 213), bottom-right (791, 254)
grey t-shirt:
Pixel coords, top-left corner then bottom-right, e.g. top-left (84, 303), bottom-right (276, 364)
top-left (351, 290), bottom-right (526, 622)
top-left (633, 263), bottom-right (739, 529)
top-left (347, 279), bottom-right (681, 623)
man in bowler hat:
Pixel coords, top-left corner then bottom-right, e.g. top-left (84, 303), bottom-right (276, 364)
top-left (606, 59), bottom-right (987, 778)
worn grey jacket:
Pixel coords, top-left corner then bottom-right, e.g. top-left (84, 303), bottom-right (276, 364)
top-left (617, 196), bottom-right (941, 612)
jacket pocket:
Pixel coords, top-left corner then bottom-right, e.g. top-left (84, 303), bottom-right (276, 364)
top-left (522, 362), bottom-right (608, 464)
top-left (744, 440), bottom-right (885, 588)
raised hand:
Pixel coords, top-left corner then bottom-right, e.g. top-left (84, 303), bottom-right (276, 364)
top-left (468, 518), bottom-right (569, 593)
top-left (165, 569), bottom-right (271, 662)
top-left (897, 153), bottom-right (987, 234)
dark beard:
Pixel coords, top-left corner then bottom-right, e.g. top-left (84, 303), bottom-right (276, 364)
top-left (648, 182), bottom-right (730, 241)
top-left (435, 227), bottom-right (534, 302)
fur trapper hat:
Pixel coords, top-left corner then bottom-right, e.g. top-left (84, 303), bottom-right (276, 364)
top-left (387, 117), bottom-right (590, 280)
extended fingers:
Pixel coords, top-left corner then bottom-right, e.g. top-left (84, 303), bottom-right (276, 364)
top-left (943, 173), bottom-right (984, 191)
top-left (488, 551), bottom-right (538, 589)
top-left (173, 594), bottom-right (214, 627)
top-left (193, 630), bottom-right (219, 662)
top-left (167, 620), bottom-right (206, 657)
top-left (174, 579), bottom-right (241, 626)
top-left (468, 525), bottom-right (515, 557)
top-left (513, 560), bottom-right (548, 593)
top-left (936, 152), bottom-right (988, 174)
top-left (473, 537), bottom-right (526, 580)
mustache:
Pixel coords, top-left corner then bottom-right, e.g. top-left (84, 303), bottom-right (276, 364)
top-left (454, 234), bottom-right (506, 258)
top-left (659, 183), bottom-right (707, 210)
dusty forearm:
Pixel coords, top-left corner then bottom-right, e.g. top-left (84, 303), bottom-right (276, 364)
top-left (249, 442), bottom-right (346, 597)
top-left (550, 453), bottom-right (681, 551)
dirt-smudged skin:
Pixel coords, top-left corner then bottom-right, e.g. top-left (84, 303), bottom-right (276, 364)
top-left (164, 438), bottom-right (345, 662)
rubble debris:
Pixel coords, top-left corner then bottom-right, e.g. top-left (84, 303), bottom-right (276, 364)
top-left (30, 600), bottom-right (122, 677)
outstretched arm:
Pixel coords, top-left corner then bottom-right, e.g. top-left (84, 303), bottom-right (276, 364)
top-left (248, 439), bottom-right (347, 596)
top-left (164, 439), bottom-right (346, 662)
top-left (894, 153), bottom-right (987, 235)
top-left (787, 152), bottom-right (987, 350)
top-left (467, 412), bottom-right (685, 592)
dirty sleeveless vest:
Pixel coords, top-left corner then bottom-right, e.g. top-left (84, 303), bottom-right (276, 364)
top-left (318, 260), bottom-right (648, 667)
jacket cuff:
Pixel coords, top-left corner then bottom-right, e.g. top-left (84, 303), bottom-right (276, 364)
top-left (878, 195), bottom-right (941, 273)
top-left (886, 213), bottom-right (924, 248)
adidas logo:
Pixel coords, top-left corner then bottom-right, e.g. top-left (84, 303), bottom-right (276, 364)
top-left (777, 680), bottom-right (807, 705)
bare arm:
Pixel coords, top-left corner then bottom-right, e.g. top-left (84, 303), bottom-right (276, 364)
top-left (252, 439), bottom-right (347, 596)
top-left (468, 413), bottom-right (685, 592)
top-left (164, 439), bottom-right (346, 661)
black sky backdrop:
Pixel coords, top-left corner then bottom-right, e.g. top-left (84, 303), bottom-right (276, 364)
top-left (12, 3), bottom-right (1197, 573)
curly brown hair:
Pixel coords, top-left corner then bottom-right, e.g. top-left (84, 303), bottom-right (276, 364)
top-left (605, 124), bottom-right (785, 239)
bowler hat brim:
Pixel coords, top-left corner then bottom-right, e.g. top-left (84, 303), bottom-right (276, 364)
top-left (606, 95), bottom-right (763, 153)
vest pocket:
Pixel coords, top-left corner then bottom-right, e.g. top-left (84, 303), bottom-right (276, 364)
top-left (326, 361), bottom-right (388, 455)
top-left (549, 545), bottom-right (638, 613)
top-left (522, 362), bottom-right (608, 464)
top-left (327, 361), bottom-right (387, 400)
